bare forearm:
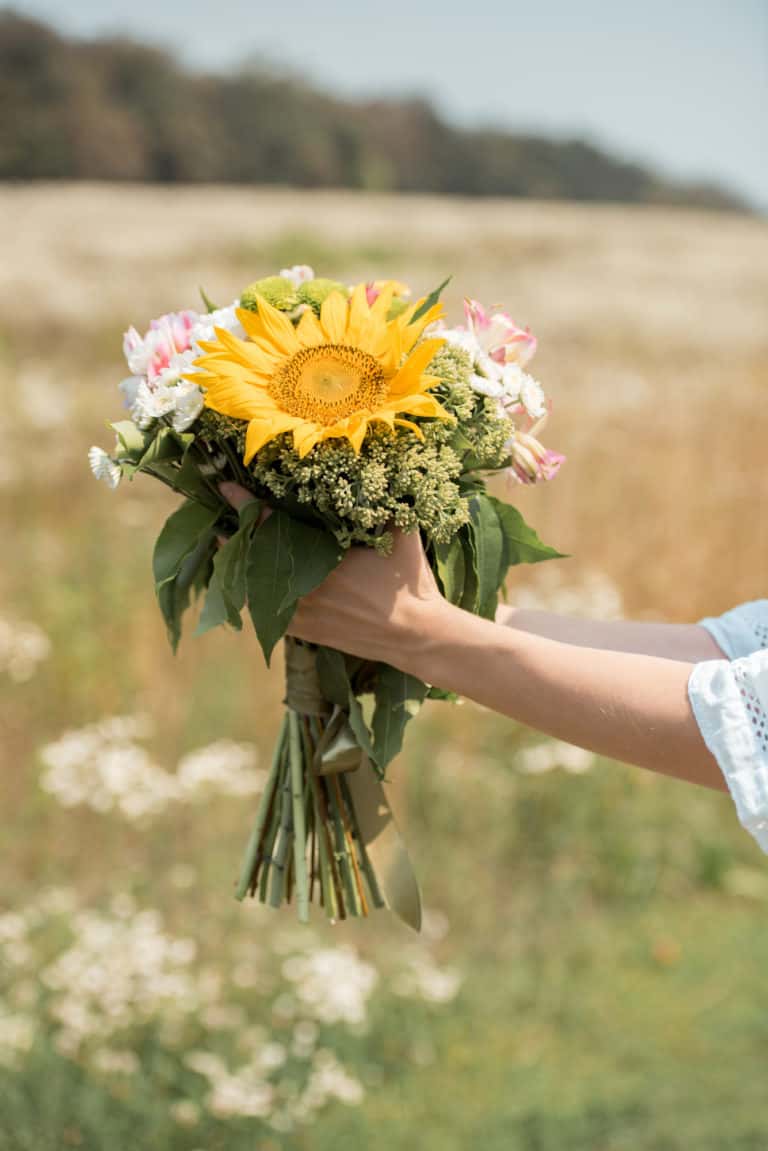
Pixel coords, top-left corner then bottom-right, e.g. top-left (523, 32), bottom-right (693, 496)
top-left (400, 604), bottom-right (727, 792)
top-left (496, 605), bottom-right (727, 661)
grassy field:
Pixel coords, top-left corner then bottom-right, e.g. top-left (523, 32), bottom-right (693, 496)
top-left (1, 184), bottom-right (768, 1150)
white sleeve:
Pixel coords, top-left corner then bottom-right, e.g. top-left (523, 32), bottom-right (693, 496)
top-left (697, 599), bottom-right (768, 660)
top-left (688, 648), bottom-right (768, 853)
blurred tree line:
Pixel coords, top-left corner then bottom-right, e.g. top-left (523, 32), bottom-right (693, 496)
top-left (0, 12), bottom-right (744, 209)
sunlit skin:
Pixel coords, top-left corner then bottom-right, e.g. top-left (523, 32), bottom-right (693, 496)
top-left (218, 480), bottom-right (729, 795)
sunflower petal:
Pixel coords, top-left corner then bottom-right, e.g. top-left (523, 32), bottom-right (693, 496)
top-left (400, 302), bottom-right (445, 351)
top-left (211, 326), bottom-right (280, 374)
top-left (295, 308), bottom-right (326, 347)
top-left (393, 417), bottom-right (425, 440)
top-left (346, 283), bottom-right (371, 344)
top-left (369, 284), bottom-right (395, 322)
top-left (244, 413), bottom-right (303, 464)
top-left (292, 422), bottom-right (325, 459)
top-left (243, 297), bottom-right (300, 357)
top-left (381, 392), bottom-right (453, 421)
top-left (344, 413), bottom-right (369, 454)
top-left (388, 338), bottom-right (446, 396)
top-left (203, 378), bottom-right (275, 421)
top-left (319, 291), bottom-right (349, 343)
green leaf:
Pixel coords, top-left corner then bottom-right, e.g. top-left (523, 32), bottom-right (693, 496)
top-left (459, 526), bottom-right (479, 614)
top-left (468, 494), bottom-right (504, 619)
top-left (315, 646), bottom-right (353, 709)
top-left (410, 276), bottom-right (451, 323)
top-left (346, 692), bottom-right (377, 771)
top-left (157, 528), bottom-right (216, 652)
top-left (314, 647), bottom-right (378, 770)
top-left (195, 569), bottom-right (242, 636)
top-left (489, 498), bottom-right (568, 568)
top-left (153, 499), bottom-right (221, 587)
top-left (110, 420), bottom-right (147, 458)
top-left (371, 665), bottom-right (428, 770)
top-left (245, 511), bottom-right (343, 665)
top-left (433, 537), bottom-right (465, 605)
top-left (214, 525), bottom-right (251, 612)
top-left (199, 285), bottom-right (219, 313)
top-left (426, 685), bottom-right (459, 702)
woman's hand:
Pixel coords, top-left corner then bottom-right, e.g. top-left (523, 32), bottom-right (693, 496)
top-left (218, 481), bottom-right (448, 666)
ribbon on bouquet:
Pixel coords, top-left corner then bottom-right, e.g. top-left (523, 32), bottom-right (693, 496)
top-left (275, 640), bottom-right (422, 931)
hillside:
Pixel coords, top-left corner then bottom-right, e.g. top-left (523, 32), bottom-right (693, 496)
top-left (0, 11), bottom-right (745, 210)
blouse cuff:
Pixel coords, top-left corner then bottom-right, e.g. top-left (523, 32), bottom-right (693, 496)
top-left (688, 656), bottom-right (768, 854)
top-left (697, 600), bottom-right (768, 661)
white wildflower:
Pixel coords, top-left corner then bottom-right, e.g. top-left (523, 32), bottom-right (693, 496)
top-left (0, 1010), bottom-right (36, 1066)
top-left (91, 1048), bottom-right (140, 1075)
top-left (175, 740), bottom-right (263, 799)
top-left (516, 739), bottom-right (594, 775)
top-left (170, 1100), bottom-right (201, 1127)
top-left (393, 953), bottom-right (462, 1003)
top-left (0, 617), bottom-right (51, 683)
top-left (298, 1049), bottom-right (364, 1111)
top-left (42, 908), bottom-right (200, 1051)
top-left (38, 717), bottom-right (178, 819)
top-left (281, 946), bottom-right (378, 1025)
top-left (88, 446), bottom-right (121, 490)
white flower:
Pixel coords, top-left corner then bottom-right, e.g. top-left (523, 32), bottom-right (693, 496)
top-left (435, 324), bottom-right (508, 398)
top-left (516, 739), bottom-right (594, 775)
top-left (0, 617), bottom-right (51, 682)
top-left (169, 380), bottom-right (205, 432)
top-left (170, 1100), bottom-right (201, 1127)
top-left (500, 361), bottom-right (548, 416)
top-left (189, 302), bottom-right (245, 352)
top-left (131, 369), bottom-right (203, 433)
top-left (92, 1048), bottom-right (140, 1075)
top-left (118, 376), bottom-right (141, 410)
top-left (88, 446), bottom-right (121, 490)
top-left (175, 740), bottom-right (263, 799)
top-left (281, 946), bottom-right (378, 1025)
top-left (0, 1012), bottom-right (35, 1065)
top-left (469, 355), bottom-right (506, 398)
top-left (280, 265), bottom-right (315, 288)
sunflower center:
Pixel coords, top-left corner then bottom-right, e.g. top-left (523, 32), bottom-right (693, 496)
top-left (269, 344), bottom-right (388, 425)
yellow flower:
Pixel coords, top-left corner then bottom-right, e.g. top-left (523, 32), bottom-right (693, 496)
top-left (190, 284), bottom-right (451, 463)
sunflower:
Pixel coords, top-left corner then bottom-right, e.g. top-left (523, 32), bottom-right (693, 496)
top-left (190, 283), bottom-right (451, 464)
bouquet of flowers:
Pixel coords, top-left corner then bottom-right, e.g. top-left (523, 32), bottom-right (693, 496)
top-left (89, 266), bottom-right (564, 930)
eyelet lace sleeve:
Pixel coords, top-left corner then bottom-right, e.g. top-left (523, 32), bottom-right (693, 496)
top-left (688, 648), bottom-right (768, 853)
top-left (697, 599), bottom-right (768, 660)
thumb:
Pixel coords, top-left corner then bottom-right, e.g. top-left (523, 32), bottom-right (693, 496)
top-left (218, 480), bottom-right (257, 511)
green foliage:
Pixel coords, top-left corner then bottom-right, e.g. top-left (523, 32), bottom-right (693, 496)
top-left (410, 276), bottom-right (451, 323)
top-left (245, 511), bottom-right (344, 664)
top-left (466, 495), bottom-right (505, 619)
top-left (371, 665), bottom-right (429, 771)
top-left (489, 496), bottom-right (568, 567)
top-left (152, 500), bottom-right (221, 650)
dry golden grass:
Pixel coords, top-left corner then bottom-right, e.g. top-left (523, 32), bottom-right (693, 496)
top-left (2, 186), bottom-right (768, 1149)
top-left (3, 183), bottom-right (766, 622)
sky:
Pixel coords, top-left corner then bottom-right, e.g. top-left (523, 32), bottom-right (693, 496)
top-left (12, 0), bottom-right (768, 206)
